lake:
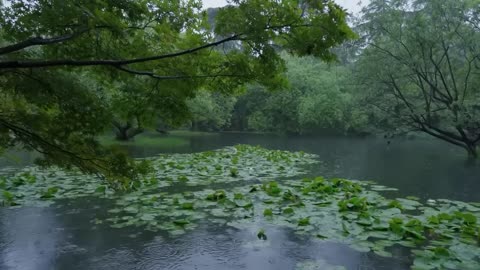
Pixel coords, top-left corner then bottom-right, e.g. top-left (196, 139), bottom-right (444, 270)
top-left (1, 133), bottom-right (479, 270)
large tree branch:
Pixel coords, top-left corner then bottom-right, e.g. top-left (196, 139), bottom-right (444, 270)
top-left (416, 122), bottom-right (467, 149)
top-left (461, 57), bottom-right (475, 103)
top-left (114, 66), bottom-right (250, 80)
top-left (387, 76), bottom-right (417, 116)
top-left (0, 25), bottom-right (121, 55)
top-left (428, 45), bottom-right (454, 102)
top-left (0, 29), bottom-right (90, 55)
top-left (441, 40), bottom-right (459, 100)
top-left (415, 40), bottom-right (453, 105)
top-left (456, 126), bottom-right (472, 143)
top-left (413, 73), bottom-right (431, 113)
top-left (0, 34), bottom-right (242, 69)
top-left (0, 22), bottom-right (203, 56)
top-left (414, 68), bottom-right (452, 106)
top-left (422, 122), bottom-right (464, 142)
top-left (371, 42), bottom-right (452, 106)
top-left (421, 127), bottom-right (467, 149)
top-left (474, 134), bottom-right (480, 144)
top-left (369, 43), bottom-right (410, 66)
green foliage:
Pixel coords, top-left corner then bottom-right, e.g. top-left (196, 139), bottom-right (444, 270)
top-left (338, 197), bottom-right (368, 212)
top-left (262, 181), bottom-right (282, 196)
top-left (229, 167), bottom-right (239, 177)
top-left (232, 54), bottom-right (368, 134)
top-left (355, 0), bottom-right (480, 155)
top-left (257, 228), bottom-right (267, 240)
top-left (181, 202), bottom-right (194, 210)
top-left (1, 190), bottom-right (16, 206)
top-left (298, 217), bottom-right (310, 226)
top-left (187, 91), bottom-right (237, 131)
top-left (206, 190), bottom-right (226, 201)
top-left (0, 0), bottom-right (353, 180)
top-left (283, 207), bottom-right (294, 215)
top-left (263, 208), bottom-right (273, 217)
top-left (40, 186), bottom-right (59, 199)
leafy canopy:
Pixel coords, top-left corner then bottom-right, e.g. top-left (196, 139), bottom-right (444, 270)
top-left (0, 0), bottom-right (355, 185)
top-left (354, 0), bottom-right (480, 156)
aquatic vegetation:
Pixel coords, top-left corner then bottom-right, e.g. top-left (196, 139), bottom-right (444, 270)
top-left (257, 228), bottom-right (267, 240)
top-left (0, 145), bottom-right (317, 206)
top-left (0, 145), bottom-right (479, 269)
top-left (148, 145), bottom-right (317, 187)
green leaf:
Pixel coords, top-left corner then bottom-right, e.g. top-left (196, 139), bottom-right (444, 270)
top-left (181, 202), bottom-right (194, 210)
top-left (257, 229), bottom-right (267, 240)
top-left (173, 219), bottom-right (190, 226)
top-left (298, 217), bottom-right (310, 226)
top-left (283, 207), bottom-right (294, 215)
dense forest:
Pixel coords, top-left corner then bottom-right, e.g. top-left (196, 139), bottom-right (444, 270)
top-left (187, 53), bottom-right (367, 135)
top-left (187, 1), bottom-right (480, 158)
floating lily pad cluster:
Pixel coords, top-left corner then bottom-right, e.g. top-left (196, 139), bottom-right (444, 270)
top-left (147, 145), bottom-right (318, 187)
top-left (0, 169), bottom-right (111, 207)
top-left (0, 145), bottom-right (318, 207)
top-left (96, 179), bottom-right (480, 270)
top-left (208, 177), bottom-right (480, 270)
top-left (0, 145), bottom-right (479, 269)
top-left (98, 145), bottom-right (319, 235)
top-left (102, 176), bottom-right (480, 269)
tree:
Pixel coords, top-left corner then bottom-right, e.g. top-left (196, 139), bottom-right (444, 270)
top-left (0, 0), bottom-right (355, 184)
top-left (187, 91), bottom-right (237, 131)
top-left (231, 54), bottom-right (367, 134)
top-left (109, 77), bottom-right (193, 141)
top-left (355, 0), bottom-right (480, 157)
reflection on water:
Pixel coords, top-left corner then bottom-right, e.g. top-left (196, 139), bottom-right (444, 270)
top-left (121, 133), bottom-right (480, 201)
top-left (0, 133), bottom-right (479, 270)
top-left (0, 207), bottom-right (63, 270)
top-left (1, 204), bottom-right (410, 270)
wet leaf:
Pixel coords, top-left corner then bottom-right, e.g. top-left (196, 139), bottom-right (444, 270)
top-left (257, 228), bottom-right (267, 240)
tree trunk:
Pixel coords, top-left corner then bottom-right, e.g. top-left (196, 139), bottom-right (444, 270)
top-left (419, 126), bottom-right (479, 159)
top-left (155, 121), bottom-right (169, 135)
top-left (465, 144), bottom-right (478, 159)
top-left (113, 121), bottom-right (144, 141)
top-left (155, 128), bottom-right (169, 135)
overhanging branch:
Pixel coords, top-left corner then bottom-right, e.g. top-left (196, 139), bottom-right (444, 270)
top-left (0, 34), bottom-right (242, 69)
top-left (114, 66), bottom-right (250, 80)
top-left (0, 117), bottom-right (109, 172)
top-left (0, 26), bottom-right (116, 55)
top-left (418, 124), bottom-right (466, 149)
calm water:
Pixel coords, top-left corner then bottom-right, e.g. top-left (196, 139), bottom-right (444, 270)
top-left (1, 133), bottom-right (479, 270)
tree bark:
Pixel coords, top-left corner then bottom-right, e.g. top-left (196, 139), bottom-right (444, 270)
top-left (112, 121), bottom-right (144, 141)
top-left (155, 128), bottom-right (169, 135)
top-left (0, 35), bottom-right (240, 69)
top-left (465, 144), bottom-right (478, 159)
top-left (419, 125), bottom-right (478, 159)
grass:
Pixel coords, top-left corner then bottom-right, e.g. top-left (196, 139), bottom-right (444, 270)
top-left (168, 130), bottom-right (219, 137)
top-left (98, 133), bottom-right (189, 148)
top-left (98, 130), bottom-right (220, 148)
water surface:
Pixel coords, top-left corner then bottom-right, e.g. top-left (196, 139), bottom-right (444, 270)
top-left (1, 133), bottom-right (479, 270)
